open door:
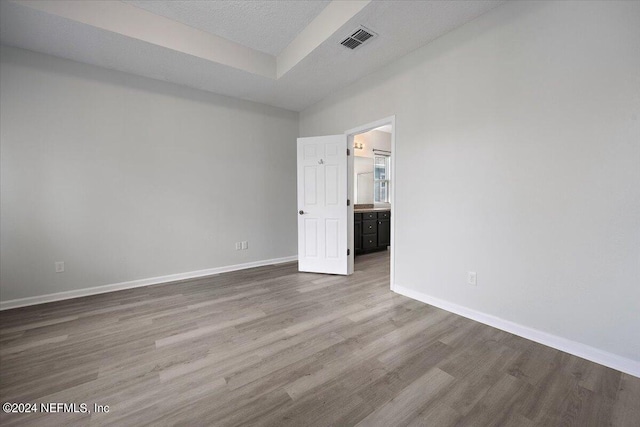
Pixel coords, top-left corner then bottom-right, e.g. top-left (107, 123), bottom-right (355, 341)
top-left (297, 135), bottom-right (352, 275)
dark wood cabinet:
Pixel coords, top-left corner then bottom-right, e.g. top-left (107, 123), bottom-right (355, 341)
top-left (354, 214), bottom-right (362, 251)
top-left (354, 210), bottom-right (390, 255)
top-left (378, 218), bottom-right (390, 246)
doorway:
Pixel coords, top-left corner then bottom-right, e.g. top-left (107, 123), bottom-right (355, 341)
top-left (346, 116), bottom-right (395, 291)
top-left (295, 115), bottom-right (395, 290)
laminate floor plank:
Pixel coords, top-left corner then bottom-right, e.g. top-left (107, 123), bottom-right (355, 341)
top-left (612, 374), bottom-right (640, 426)
top-left (356, 367), bottom-right (455, 427)
top-left (0, 251), bottom-right (638, 426)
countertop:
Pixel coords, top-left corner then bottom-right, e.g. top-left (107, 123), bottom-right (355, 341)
top-left (354, 207), bottom-right (391, 213)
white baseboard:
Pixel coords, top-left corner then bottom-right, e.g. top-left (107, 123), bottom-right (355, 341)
top-left (394, 284), bottom-right (640, 379)
top-left (0, 255), bottom-right (298, 311)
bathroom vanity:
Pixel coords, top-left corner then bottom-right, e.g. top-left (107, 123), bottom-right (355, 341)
top-left (354, 208), bottom-right (390, 255)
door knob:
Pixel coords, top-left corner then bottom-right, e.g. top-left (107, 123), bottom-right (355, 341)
top-left (299, 210), bottom-right (305, 215)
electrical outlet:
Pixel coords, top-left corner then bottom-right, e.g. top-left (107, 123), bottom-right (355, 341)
top-left (241, 241), bottom-right (248, 250)
top-left (235, 242), bottom-right (242, 250)
top-left (55, 261), bottom-right (65, 273)
top-left (467, 271), bottom-right (477, 286)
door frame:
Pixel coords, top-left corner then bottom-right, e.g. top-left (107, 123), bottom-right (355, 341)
top-left (344, 115), bottom-right (396, 291)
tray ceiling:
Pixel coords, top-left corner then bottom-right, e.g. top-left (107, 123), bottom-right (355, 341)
top-left (0, 0), bottom-right (505, 111)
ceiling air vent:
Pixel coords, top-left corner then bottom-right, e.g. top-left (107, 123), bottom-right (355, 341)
top-left (340, 26), bottom-right (377, 50)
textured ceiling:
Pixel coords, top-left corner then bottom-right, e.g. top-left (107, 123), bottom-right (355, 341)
top-left (0, 0), bottom-right (506, 112)
top-left (124, 0), bottom-right (331, 56)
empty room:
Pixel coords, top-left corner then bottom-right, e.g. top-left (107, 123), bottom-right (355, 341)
top-left (1, 0), bottom-right (639, 426)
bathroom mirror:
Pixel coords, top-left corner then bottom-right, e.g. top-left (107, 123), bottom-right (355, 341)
top-left (354, 156), bottom-right (374, 204)
top-left (354, 154), bottom-right (391, 205)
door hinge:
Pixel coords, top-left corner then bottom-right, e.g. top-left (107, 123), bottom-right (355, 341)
top-left (347, 148), bottom-right (350, 156)
top-left (347, 249), bottom-right (350, 256)
top-left (347, 199), bottom-right (351, 206)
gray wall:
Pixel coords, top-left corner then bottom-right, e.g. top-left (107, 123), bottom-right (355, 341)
top-left (300, 1), bottom-right (640, 362)
top-left (1, 46), bottom-right (298, 302)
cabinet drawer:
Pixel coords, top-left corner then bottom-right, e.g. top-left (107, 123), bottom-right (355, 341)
top-left (378, 211), bottom-right (390, 220)
top-left (361, 212), bottom-right (377, 220)
top-left (362, 220), bottom-right (377, 235)
top-left (362, 235), bottom-right (378, 249)
top-left (355, 213), bottom-right (362, 221)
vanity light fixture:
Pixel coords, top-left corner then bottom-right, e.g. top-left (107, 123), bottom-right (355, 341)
top-left (354, 142), bottom-right (364, 150)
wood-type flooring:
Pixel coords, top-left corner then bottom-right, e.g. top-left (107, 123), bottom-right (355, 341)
top-left (1, 251), bottom-right (638, 426)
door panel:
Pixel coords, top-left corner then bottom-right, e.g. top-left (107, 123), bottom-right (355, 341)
top-left (325, 219), bottom-right (339, 259)
top-left (304, 166), bottom-right (318, 205)
top-left (304, 218), bottom-right (318, 257)
top-left (325, 165), bottom-right (339, 206)
top-left (297, 135), bottom-right (349, 275)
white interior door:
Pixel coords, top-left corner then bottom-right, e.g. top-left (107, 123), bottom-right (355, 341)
top-left (297, 135), bottom-right (351, 275)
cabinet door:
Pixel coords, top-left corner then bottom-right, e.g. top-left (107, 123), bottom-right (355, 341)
top-left (378, 219), bottom-right (390, 247)
top-left (354, 220), bottom-right (362, 251)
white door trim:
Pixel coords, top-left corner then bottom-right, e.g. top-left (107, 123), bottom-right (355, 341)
top-left (345, 115), bottom-right (396, 290)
